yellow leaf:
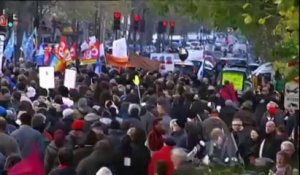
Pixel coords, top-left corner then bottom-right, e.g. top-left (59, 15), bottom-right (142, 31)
top-left (279, 10), bottom-right (286, 16)
top-left (244, 15), bottom-right (253, 24)
top-left (242, 3), bottom-right (251, 9)
top-left (274, 0), bottom-right (282, 4)
top-left (133, 75), bottom-right (140, 86)
top-left (258, 18), bottom-right (266, 25)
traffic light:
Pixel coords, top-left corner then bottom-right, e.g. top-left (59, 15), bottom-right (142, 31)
top-left (133, 14), bottom-right (140, 32)
top-left (169, 21), bottom-right (175, 35)
top-left (113, 12), bottom-right (121, 30)
top-left (7, 13), bottom-right (13, 28)
top-left (157, 21), bottom-right (167, 34)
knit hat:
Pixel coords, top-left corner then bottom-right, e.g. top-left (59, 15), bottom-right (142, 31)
top-left (0, 106), bottom-right (7, 118)
top-left (77, 98), bottom-right (89, 114)
top-left (26, 86), bottom-right (36, 98)
top-left (71, 119), bottom-right (85, 131)
top-left (241, 100), bottom-right (253, 110)
top-left (84, 113), bottom-right (100, 122)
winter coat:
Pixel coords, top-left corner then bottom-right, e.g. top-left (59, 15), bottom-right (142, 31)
top-left (123, 117), bottom-right (143, 130)
top-left (219, 84), bottom-right (238, 103)
top-left (73, 145), bottom-right (94, 168)
top-left (49, 166), bottom-right (77, 175)
top-left (131, 143), bottom-right (150, 175)
top-left (171, 130), bottom-right (188, 149)
top-left (220, 106), bottom-right (238, 127)
top-left (148, 146), bottom-right (174, 175)
top-left (10, 125), bottom-right (46, 159)
top-left (107, 129), bottom-right (125, 151)
top-left (44, 141), bottom-right (61, 174)
top-left (140, 111), bottom-right (155, 134)
top-left (259, 132), bottom-right (284, 161)
top-left (0, 132), bottom-right (20, 157)
top-left (147, 128), bottom-right (164, 152)
top-left (76, 150), bottom-right (116, 175)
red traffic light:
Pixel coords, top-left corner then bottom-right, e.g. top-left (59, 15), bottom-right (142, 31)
top-left (170, 21), bottom-right (175, 27)
top-left (114, 12), bottom-right (121, 19)
top-left (133, 15), bottom-right (140, 22)
top-left (162, 21), bottom-right (168, 27)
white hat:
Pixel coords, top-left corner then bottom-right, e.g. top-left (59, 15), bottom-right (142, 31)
top-left (96, 167), bottom-right (113, 175)
top-left (62, 108), bottom-right (74, 119)
top-left (26, 86), bottom-right (36, 98)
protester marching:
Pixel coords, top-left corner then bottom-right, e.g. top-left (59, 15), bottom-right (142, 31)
top-left (0, 2), bottom-right (299, 175)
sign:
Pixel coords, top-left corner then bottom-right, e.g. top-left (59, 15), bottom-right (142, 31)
top-left (0, 16), bottom-right (7, 27)
top-left (284, 81), bottom-right (299, 110)
top-left (0, 35), bottom-right (5, 75)
top-left (64, 69), bottom-right (77, 89)
top-left (112, 38), bottom-right (127, 58)
top-left (81, 40), bottom-right (100, 65)
top-left (133, 75), bottom-right (140, 86)
top-left (39, 66), bottom-right (55, 89)
top-left (150, 53), bottom-right (175, 73)
top-left (221, 71), bottom-right (244, 91)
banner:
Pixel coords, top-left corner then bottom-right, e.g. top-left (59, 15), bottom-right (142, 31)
top-left (81, 40), bottom-right (100, 65)
top-left (112, 38), bottom-right (127, 58)
top-left (39, 66), bottom-right (55, 89)
top-left (221, 71), bottom-right (244, 91)
top-left (284, 81), bottom-right (299, 110)
top-left (150, 53), bottom-right (175, 73)
top-left (70, 43), bottom-right (77, 61)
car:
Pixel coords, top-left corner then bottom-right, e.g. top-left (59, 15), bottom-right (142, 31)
top-left (248, 63), bottom-right (259, 73)
top-left (174, 60), bottom-right (196, 75)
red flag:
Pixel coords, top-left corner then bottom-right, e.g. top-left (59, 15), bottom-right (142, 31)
top-left (58, 36), bottom-right (68, 59)
top-left (44, 46), bottom-right (52, 65)
top-left (8, 147), bottom-right (44, 175)
top-left (70, 42), bottom-right (77, 61)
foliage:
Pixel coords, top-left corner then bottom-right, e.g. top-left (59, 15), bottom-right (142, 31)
top-left (146, 0), bottom-right (299, 80)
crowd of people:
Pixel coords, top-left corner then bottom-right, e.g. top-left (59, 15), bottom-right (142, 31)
top-left (0, 62), bottom-right (298, 175)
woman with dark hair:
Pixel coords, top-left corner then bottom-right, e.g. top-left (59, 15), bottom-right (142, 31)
top-left (115, 134), bottom-right (133, 175)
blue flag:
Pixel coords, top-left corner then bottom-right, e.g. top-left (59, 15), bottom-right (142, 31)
top-left (94, 58), bottom-right (102, 75)
top-left (197, 57), bottom-right (206, 80)
top-left (20, 32), bottom-right (28, 52)
top-left (35, 42), bottom-right (44, 65)
top-left (3, 31), bottom-right (15, 62)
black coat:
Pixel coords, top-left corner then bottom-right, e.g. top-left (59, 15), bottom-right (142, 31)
top-left (259, 133), bottom-right (284, 161)
top-left (220, 106), bottom-right (238, 127)
top-left (76, 150), bottom-right (116, 175)
top-left (131, 143), bottom-right (151, 175)
top-left (49, 167), bottom-right (77, 175)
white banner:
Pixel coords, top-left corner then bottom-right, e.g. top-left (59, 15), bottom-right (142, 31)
top-left (284, 81), bottom-right (299, 110)
top-left (64, 69), bottom-right (77, 89)
top-left (39, 66), bottom-right (55, 89)
top-left (112, 38), bottom-right (127, 58)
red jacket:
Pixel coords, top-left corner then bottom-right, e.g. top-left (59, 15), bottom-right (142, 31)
top-left (148, 146), bottom-right (174, 175)
top-left (220, 84), bottom-right (238, 102)
top-left (147, 128), bottom-right (164, 152)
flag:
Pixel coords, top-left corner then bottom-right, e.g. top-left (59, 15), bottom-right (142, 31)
top-left (44, 45), bottom-right (51, 65)
top-left (3, 31), bottom-right (15, 62)
top-left (7, 145), bottom-right (44, 175)
top-left (24, 29), bottom-right (37, 62)
top-left (197, 58), bottom-right (206, 80)
top-left (35, 43), bottom-right (45, 65)
top-left (20, 32), bottom-right (27, 52)
top-left (58, 36), bottom-right (68, 59)
top-left (81, 40), bottom-right (100, 65)
top-left (49, 53), bottom-right (66, 72)
top-left (70, 42), bottom-right (77, 61)
top-left (94, 43), bottom-right (105, 75)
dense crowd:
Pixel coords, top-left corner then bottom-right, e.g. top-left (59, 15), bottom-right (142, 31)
top-left (0, 62), bottom-right (298, 175)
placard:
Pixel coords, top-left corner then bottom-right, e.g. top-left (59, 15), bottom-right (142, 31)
top-left (221, 71), bottom-right (244, 91)
top-left (112, 38), bottom-right (127, 58)
top-left (64, 69), bottom-right (77, 89)
top-left (150, 53), bottom-right (175, 73)
top-left (284, 81), bottom-right (299, 110)
top-left (39, 66), bottom-right (55, 89)
top-left (0, 35), bottom-right (5, 75)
